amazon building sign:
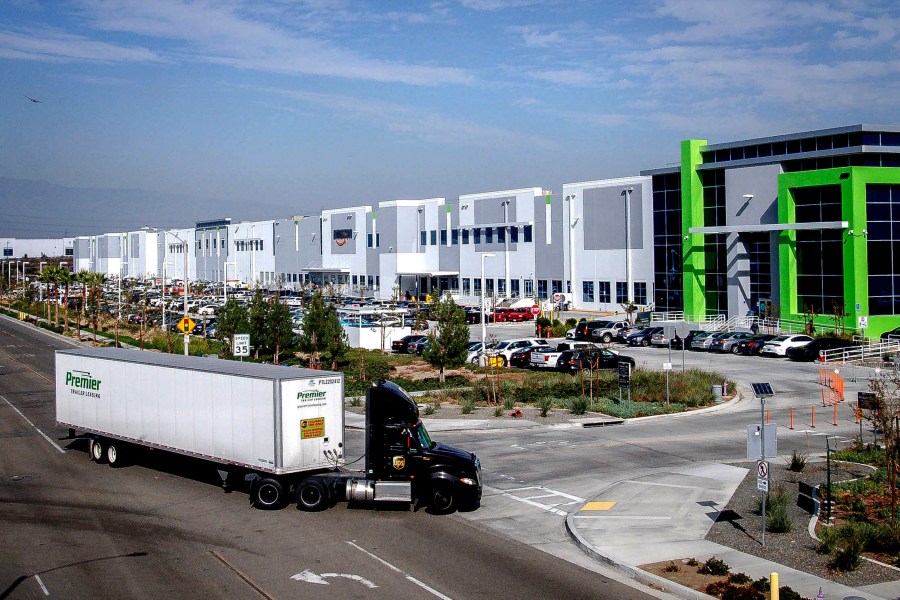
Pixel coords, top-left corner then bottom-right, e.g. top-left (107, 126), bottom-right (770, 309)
top-left (332, 226), bottom-right (355, 253)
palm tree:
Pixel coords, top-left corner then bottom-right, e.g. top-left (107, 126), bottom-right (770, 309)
top-left (75, 271), bottom-right (90, 340)
top-left (45, 265), bottom-right (64, 327)
top-left (57, 269), bottom-right (75, 333)
top-left (38, 268), bottom-right (55, 323)
top-left (83, 272), bottom-right (107, 342)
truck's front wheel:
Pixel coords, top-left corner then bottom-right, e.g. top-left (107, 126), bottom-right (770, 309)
top-left (297, 479), bottom-right (329, 511)
top-left (428, 483), bottom-right (456, 515)
top-left (253, 478), bottom-right (286, 510)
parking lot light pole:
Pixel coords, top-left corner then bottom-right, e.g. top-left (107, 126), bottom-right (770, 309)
top-left (224, 261), bottom-right (237, 304)
top-left (481, 253), bottom-right (496, 362)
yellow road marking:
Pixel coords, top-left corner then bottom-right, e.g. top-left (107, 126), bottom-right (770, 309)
top-left (581, 501), bottom-right (617, 511)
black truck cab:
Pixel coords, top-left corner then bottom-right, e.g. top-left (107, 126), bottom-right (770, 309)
top-left (363, 381), bottom-right (482, 513)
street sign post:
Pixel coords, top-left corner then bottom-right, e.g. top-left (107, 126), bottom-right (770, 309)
top-left (233, 333), bottom-right (250, 359)
top-left (751, 382), bottom-right (775, 548)
top-left (617, 361), bottom-right (631, 407)
top-left (663, 362), bottom-right (672, 406)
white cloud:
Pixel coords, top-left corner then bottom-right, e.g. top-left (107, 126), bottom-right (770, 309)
top-left (0, 27), bottom-right (160, 63)
top-left (526, 68), bottom-right (595, 86)
top-left (261, 85), bottom-right (557, 148)
top-left (64, 0), bottom-right (473, 86)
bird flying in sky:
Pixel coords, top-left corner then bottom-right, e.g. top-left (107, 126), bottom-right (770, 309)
top-left (25, 95), bottom-right (42, 103)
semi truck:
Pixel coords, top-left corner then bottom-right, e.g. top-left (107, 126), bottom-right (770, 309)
top-left (56, 348), bottom-right (481, 513)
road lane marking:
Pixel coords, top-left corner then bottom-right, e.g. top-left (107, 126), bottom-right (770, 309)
top-left (483, 485), bottom-right (585, 516)
top-left (34, 574), bottom-right (49, 595)
top-left (0, 394), bottom-right (65, 454)
top-left (572, 515), bottom-right (672, 520)
top-left (208, 550), bottom-right (274, 600)
top-left (346, 540), bottom-right (452, 600)
top-left (292, 569), bottom-right (378, 588)
top-left (626, 480), bottom-right (696, 490)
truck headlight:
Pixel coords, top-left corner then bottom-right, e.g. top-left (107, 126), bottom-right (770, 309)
top-left (460, 477), bottom-right (477, 486)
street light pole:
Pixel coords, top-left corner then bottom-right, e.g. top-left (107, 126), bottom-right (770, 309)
top-left (624, 187), bottom-right (634, 305)
top-left (481, 253), bottom-right (496, 363)
top-left (502, 200), bottom-right (510, 300)
top-left (224, 261), bottom-right (237, 304)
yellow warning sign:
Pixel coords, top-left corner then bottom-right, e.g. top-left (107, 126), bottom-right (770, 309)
top-left (177, 317), bottom-right (196, 334)
top-left (300, 417), bottom-right (325, 439)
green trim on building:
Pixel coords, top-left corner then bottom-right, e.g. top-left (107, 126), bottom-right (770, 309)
top-left (680, 139), bottom-right (707, 319)
top-left (778, 167), bottom-right (900, 337)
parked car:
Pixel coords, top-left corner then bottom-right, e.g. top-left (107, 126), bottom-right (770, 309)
top-left (530, 341), bottom-right (596, 369)
top-left (565, 328), bottom-right (576, 339)
top-left (880, 326), bottom-right (900, 341)
top-left (573, 320), bottom-right (608, 341)
top-left (556, 348), bottom-right (635, 374)
top-left (392, 334), bottom-right (426, 354)
top-left (669, 330), bottom-right (703, 350)
top-left (407, 337), bottom-right (430, 354)
top-left (760, 334), bottom-right (814, 357)
top-left (464, 307), bottom-right (484, 324)
top-left (691, 331), bottom-right (733, 351)
top-left (588, 321), bottom-right (629, 344)
top-left (625, 327), bottom-right (663, 347)
top-left (487, 338), bottom-right (550, 367)
top-left (490, 308), bottom-right (512, 323)
top-left (735, 334), bottom-right (777, 356)
top-left (467, 341), bottom-right (494, 364)
top-left (708, 332), bottom-right (754, 353)
top-left (506, 307), bottom-right (536, 322)
top-left (787, 337), bottom-right (858, 361)
top-left (510, 345), bottom-right (552, 368)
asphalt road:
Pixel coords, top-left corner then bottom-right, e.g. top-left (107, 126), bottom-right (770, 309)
top-left (0, 316), bottom-right (657, 600)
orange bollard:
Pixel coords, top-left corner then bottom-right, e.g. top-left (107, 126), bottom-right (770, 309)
top-left (811, 405), bottom-right (816, 428)
top-left (833, 401), bottom-right (838, 426)
top-left (821, 388), bottom-right (827, 407)
top-left (789, 407), bottom-right (794, 430)
top-left (855, 404), bottom-right (861, 423)
top-left (766, 408), bottom-right (770, 424)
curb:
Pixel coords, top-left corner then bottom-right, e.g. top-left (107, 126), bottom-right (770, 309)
top-left (564, 510), bottom-right (715, 600)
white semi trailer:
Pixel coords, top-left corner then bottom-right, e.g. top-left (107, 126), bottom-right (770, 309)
top-left (56, 348), bottom-right (482, 513)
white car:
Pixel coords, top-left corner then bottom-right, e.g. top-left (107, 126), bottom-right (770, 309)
top-left (565, 328), bottom-right (576, 339)
top-left (487, 338), bottom-right (549, 367)
top-left (760, 334), bottom-right (814, 356)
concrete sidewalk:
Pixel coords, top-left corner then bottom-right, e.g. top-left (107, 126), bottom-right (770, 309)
top-left (564, 462), bottom-right (899, 600)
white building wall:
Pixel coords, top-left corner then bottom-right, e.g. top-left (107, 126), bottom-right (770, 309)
top-left (228, 220), bottom-right (276, 288)
top-left (321, 205), bottom-right (371, 293)
top-left (159, 228), bottom-right (196, 283)
top-left (563, 176), bottom-right (655, 312)
top-left (0, 237), bottom-right (72, 260)
top-left (458, 187), bottom-right (541, 304)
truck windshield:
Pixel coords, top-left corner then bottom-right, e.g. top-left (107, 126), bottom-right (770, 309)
top-left (415, 421), bottom-right (434, 449)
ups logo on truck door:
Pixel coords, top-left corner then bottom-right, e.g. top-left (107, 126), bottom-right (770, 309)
top-left (392, 456), bottom-right (406, 470)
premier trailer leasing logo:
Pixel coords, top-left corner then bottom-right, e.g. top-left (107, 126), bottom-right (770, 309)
top-left (297, 390), bottom-right (327, 401)
top-left (66, 370), bottom-right (102, 398)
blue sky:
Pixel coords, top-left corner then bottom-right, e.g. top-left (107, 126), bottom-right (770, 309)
top-left (2, 0), bottom-right (899, 235)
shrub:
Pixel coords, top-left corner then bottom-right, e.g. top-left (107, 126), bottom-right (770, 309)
top-left (832, 540), bottom-right (862, 571)
top-left (749, 577), bottom-right (768, 592)
top-left (698, 556), bottom-right (730, 576)
top-left (569, 396), bottom-right (589, 415)
top-left (460, 397), bottom-right (475, 415)
top-left (767, 501), bottom-right (793, 533)
top-left (727, 572), bottom-right (751, 585)
top-left (663, 561), bottom-right (679, 573)
top-left (788, 449), bottom-right (807, 472)
top-left (424, 404), bottom-right (435, 416)
top-left (350, 396), bottom-right (362, 407)
top-left (779, 586), bottom-right (802, 600)
top-left (536, 397), bottom-right (553, 417)
top-left (685, 557), bottom-right (699, 567)
top-left (502, 395), bottom-right (516, 410)
top-left (493, 406), bottom-right (503, 417)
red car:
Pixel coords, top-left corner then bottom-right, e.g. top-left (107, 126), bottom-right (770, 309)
top-left (490, 308), bottom-right (512, 322)
top-left (506, 307), bottom-right (536, 322)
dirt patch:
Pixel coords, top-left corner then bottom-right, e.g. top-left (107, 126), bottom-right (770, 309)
top-left (642, 559), bottom-right (735, 595)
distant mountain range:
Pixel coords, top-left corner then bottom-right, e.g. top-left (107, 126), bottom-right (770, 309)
top-left (0, 177), bottom-right (295, 239)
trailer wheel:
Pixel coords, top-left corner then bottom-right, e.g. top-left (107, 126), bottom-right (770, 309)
top-left (253, 478), bottom-right (286, 510)
top-left (297, 479), bottom-right (329, 511)
top-left (106, 441), bottom-right (126, 467)
top-left (90, 438), bottom-right (106, 463)
top-left (428, 483), bottom-right (456, 515)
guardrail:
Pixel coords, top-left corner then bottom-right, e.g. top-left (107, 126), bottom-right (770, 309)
top-left (650, 311), bottom-right (684, 323)
top-left (821, 339), bottom-right (900, 365)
